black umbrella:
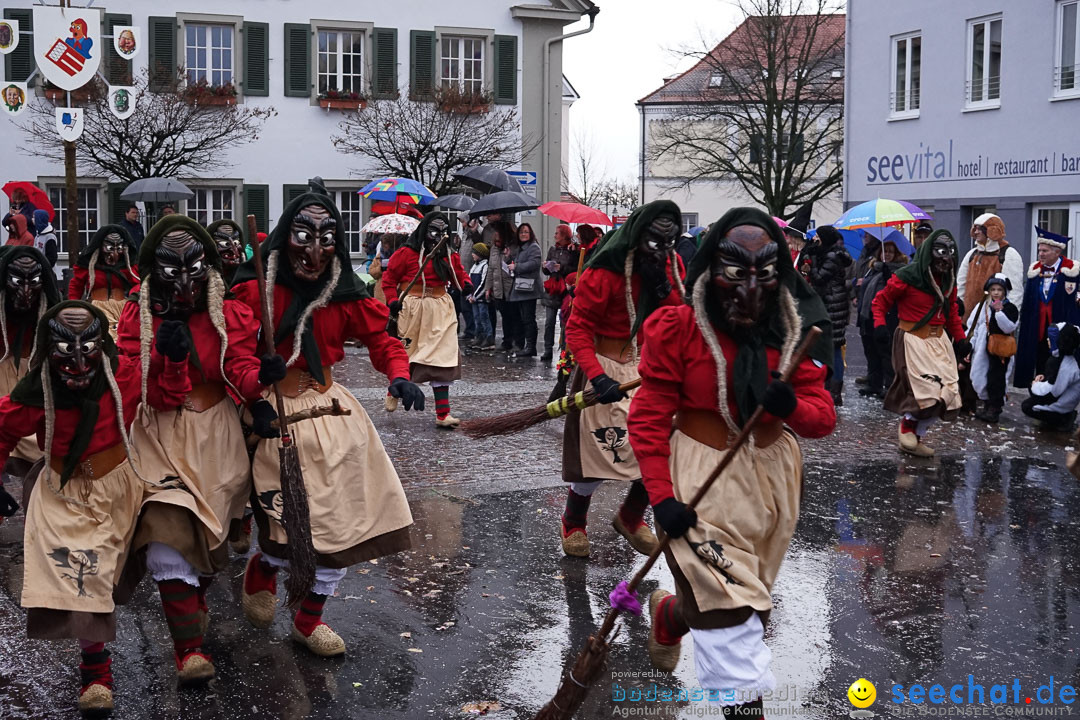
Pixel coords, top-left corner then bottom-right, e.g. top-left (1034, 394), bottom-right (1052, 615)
top-left (453, 166), bottom-right (524, 194)
top-left (468, 191), bottom-right (539, 219)
top-left (433, 193), bottom-right (477, 211)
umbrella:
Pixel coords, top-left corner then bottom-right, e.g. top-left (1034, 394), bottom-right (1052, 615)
top-left (371, 199), bottom-right (423, 220)
top-left (807, 227), bottom-right (863, 259)
top-left (433, 193), bottom-right (477, 212)
top-left (468, 191), bottom-right (539, 219)
top-left (362, 213), bottom-right (419, 235)
top-left (121, 177), bottom-right (194, 203)
top-left (897, 201), bottom-right (933, 222)
top-left (538, 201), bottom-right (613, 227)
top-left (2, 181), bottom-right (55, 221)
top-left (861, 225), bottom-right (915, 256)
top-left (358, 177), bottom-right (436, 204)
top-left (834, 199), bottom-right (916, 230)
top-left (453, 165), bottom-right (524, 194)
top-left (689, 225), bottom-right (706, 236)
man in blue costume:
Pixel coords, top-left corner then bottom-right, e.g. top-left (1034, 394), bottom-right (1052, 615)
top-left (1015, 227), bottom-right (1080, 388)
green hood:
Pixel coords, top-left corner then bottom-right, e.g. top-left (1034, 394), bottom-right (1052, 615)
top-left (893, 228), bottom-right (957, 330)
top-left (404, 210), bottom-right (454, 283)
top-left (137, 214), bottom-right (223, 278)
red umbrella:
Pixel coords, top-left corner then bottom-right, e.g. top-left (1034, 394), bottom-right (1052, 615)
top-left (538, 201), bottom-right (613, 227)
top-left (371, 200), bottom-right (423, 220)
top-left (2, 181), bottom-right (55, 222)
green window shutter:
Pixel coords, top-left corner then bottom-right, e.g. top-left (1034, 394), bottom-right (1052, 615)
top-left (108, 183), bottom-right (128, 226)
top-left (282, 184), bottom-right (307, 208)
top-left (104, 14), bottom-right (133, 85)
top-left (243, 22), bottom-right (269, 96)
top-left (148, 16), bottom-right (177, 92)
top-left (4, 9), bottom-right (33, 83)
top-left (371, 27), bottom-right (397, 99)
top-left (243, 184), bottom-right (269, 236)
top-left (283, 23), bottom-right (311, 97)
top-left (790, 133), bottom-right (805, 164)
top-left (749, 134), bottom-right (763, 164)
top-left (409, 30), bottom-right (436, 100)
top-left (493, 35), bottom-right (517, 105)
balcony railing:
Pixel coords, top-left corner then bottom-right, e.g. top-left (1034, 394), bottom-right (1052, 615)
top-left (889, 89), bottom-right (921, 116)
top-left (965, 76), bottom-right (1001, 105)
top-left (1054, 64), bottom-right (1077, 94)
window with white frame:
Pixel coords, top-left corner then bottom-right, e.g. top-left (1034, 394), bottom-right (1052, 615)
top-left (186, 188), bottom-right (234, 226)
top-left (1057, 0), bottom-right (1079, 95)
top-left (966, 16), bottom-right (1002, 107)
top-left (891, 32), bottom-right (921, 117)
top-left (440, 36), bottom-right (484, 95)
top-left (681, 213), bottom-right (699, 234)
top-left (186, 24), bottom-right (234, 86)
top-left (47, 186), bottom-right (99, 259)
top-left (318, 30), bottom-right (364, 96)
top-left (335, 190), bottom-right (365, 256)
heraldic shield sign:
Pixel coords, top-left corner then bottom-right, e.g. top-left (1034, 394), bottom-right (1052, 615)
top-left (55, 107), bottom-right (85, 141)
top-left (33, 7), bottom-right (101, 92)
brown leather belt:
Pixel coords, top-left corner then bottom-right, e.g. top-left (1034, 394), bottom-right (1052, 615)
top-left (675, 408), bottom-right (784, 451)
top-left (183, 382), bottom-right (227, 412)
top-left (279, 366), bottom-right (333, 397)
top-left (898, 320), bottom-right (944, 339)
top-left (90, 287), bottom-right (126, 302)
top-left (401, 284), bottom-right (447, 298)
top-left (50, 443), bottom-right (127, 480)
top-left (594, 334), bottom-right (635, 363)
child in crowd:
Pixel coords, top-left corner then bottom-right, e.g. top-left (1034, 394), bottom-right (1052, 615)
top-left (1023, 323), bottom-right (1080, 430)
top-left (965, 274), bottom-right (1019, 423)
top-left (467, 243), bottom-right (494, 349)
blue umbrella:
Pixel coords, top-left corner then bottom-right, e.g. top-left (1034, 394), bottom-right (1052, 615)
top-left (861, 225), bottom-right (915, 256)
top-left (806, 227), bottom-right (863, 259)
top-left (358, 177), bottom-right (437, 204)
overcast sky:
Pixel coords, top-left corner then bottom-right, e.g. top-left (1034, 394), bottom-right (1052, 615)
top-left (562, 0), bottom-right (743, 183)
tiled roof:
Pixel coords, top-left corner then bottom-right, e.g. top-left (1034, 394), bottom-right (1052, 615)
top-left (638, 14), bottom-right (845, 105)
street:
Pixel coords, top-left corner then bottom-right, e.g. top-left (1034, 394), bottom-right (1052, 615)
top-left (1, 330), bottom-right (1079, 719)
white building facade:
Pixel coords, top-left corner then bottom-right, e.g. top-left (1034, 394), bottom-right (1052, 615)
top-left (0, 0), bottom-right (596, 261)
top-left (845, 0), bottom-right (1080, 263)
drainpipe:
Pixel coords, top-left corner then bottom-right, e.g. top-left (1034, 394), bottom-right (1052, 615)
top-left (639, 104), bottom-right (645, 204)
top-left (543, 6), bottom-right (598, 214)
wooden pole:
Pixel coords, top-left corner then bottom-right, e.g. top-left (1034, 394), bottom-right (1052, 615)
top-left (59, 0), bottom-right (80, 262)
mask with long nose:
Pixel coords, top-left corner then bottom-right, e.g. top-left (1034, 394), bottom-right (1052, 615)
top-left (48, 307), bottom-right (103, 391)
top-left (6, 255), bottom-right (44, 314)
top-left (101, 232), bottom-right (125, 267)
top-left (709, 225), bottom-right (780, 329)
top-left (150, 230), bottom-right (209, 319)
top-left (288, 204), bottom-right (337, 282)
top-left (931, 235), bottom-right (958, 282)
top-left (213, 225), bottom-right (244, 275)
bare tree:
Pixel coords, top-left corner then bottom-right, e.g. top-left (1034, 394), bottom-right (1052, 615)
top-left (595, 178), bottom-right (640, 217)
top-left (646, 0), bottom-right (844, 218)
top-left (563, 128), bottom-right (608, 208)
top-left (17, 69), bottom-right (276, 182)
top-left (332, 85), bottom-right (535, 196)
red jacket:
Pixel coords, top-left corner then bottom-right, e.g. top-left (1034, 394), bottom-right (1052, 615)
top-left (232, 280), bottom-right (411, 381)
top-left (115, 293), bottom-right (265, 409)
top-left (628, 304), bottom-right (835, 506)
top-left (68, 265), bottom-right (139, 300)
top-left (381, 246), bottom-right (469, 302)
top-left (564, 258), bottom-right (685, 380)
top-left (871, 274), bottom-right (965, 340)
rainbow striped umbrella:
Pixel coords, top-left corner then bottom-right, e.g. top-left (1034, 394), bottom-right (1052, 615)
top-left (358, 177), bottom-right (436, 205)
top-left (834, 199), bottom-right (917, 230)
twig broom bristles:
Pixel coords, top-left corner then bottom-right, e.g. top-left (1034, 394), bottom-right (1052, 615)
top-left (460, 379), bottom-right (642, 438)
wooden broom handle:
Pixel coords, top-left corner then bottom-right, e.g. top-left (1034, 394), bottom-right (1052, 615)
top-left (247, 214), bottom-right (292, 441)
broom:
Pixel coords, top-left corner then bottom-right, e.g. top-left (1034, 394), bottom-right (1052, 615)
top-left (386, 233), bottom-right (451, 338)
top-left (533, 327), bottom-right (822, 720)
top-left (246, 213), bottom-right (318, 610)
top-left (461, 379), bottom-right (641, 439)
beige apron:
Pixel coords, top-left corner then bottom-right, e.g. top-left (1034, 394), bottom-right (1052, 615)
top-left (0, 354), bottom-right (41, 462)
top-left (398, 292), bottom-right (459, 368)
top-left (21, 459), bottom-right (142, 614)
top-left (564, 353), bottom-right (640, 483)
top-left (898, 331), bottom-right (961, 412)
top-left (91, 298), bottom-right (126, 341)
top-left (132, 397), bottom-right (251, 552)
top-left (667, 430), bottom-right (802, 614)
top-left (250, 382), bottom-right (413, 565)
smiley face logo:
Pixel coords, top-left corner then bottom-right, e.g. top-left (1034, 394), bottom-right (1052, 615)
top-left (848, 678), bottom-right (876, 708)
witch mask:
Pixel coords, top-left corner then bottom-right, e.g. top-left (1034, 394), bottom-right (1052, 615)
top-left (6, 255), bottom-right (44, 314)
top-left (213, 225), bottom-right (244, 272)
top-left (638, 216), bottom-right (679, 266)
top-left (931, 234), bottom-right (957, 280)
top-left (288, 204), bottom-right (337, 282)
top-left (150, 229), bottom-right (209, 319)
top-left (709, 225), bottom-right (780, 328)
top-left (48, 307), bottom-right (103, 391)
top-left (102, 232), bottom-right (126, 267)
top-left (425, 217), bottom-right (449, 253)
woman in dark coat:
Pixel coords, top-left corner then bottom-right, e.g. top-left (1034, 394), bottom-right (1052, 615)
top-left (508, 223), bottom-right (544, 357)
top-left (541, 224), bottom-right (576, 361)
top-left (857, 239), bottom-right (907, 398)
top-left (808, 225), bottom-right (853, 405)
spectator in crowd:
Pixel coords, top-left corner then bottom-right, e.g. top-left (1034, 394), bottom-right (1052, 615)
top-left (119, 203), bottom-right (145, 249)
top-left (2, 187), bottom-right (37, 235)
top-left (32, 209), bottom-right (58, 267)
top-left (541, 224), bottom-right (575, 362)
top-left (1023, 323), bottom-right (1080, 431)
top-left (484, 220), bottom-right (518, 350)
top-left (459, 213), bottom-right (480, 271)
top-left (807, 225), bottom-right (853, 405)
top-left (4, 213), bottom-right (34, 246)
top-left (912, 221), bottom-right (933, 249)
top-left (674, 231), bottom-right (697, 268)
top-left (1015, 227), bottom-right (1080, 388)
top-left (160, 204), bottom-right (176, 216)
top-left (856, 238), bottom-right (905, 398)
top-left (467, 242), bottom-right (494, 349)
top-left (371, 232), bottom-right (405, 304)
top-left (576, 224), bottom-right (601, 267)
top-left (508, 222), bottom-right (543, 358)
top-left (965, 274), bottom-right (1019, 423)
top-left (447, 231), bottom-right (476, 344)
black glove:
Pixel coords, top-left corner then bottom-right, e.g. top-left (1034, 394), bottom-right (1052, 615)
top-left (388, 300), bottom-right (402, 317)
top-left (590, 374), bottom-right (627, 404)
top-left (954, 339), bottom-right (972, 362)
top-left (653, 497), bottom-right (697, 539)
top-left (762, 371), bottom-right (797, 418)
top-left (155, 319), bottom-right (189, 363)
top-left (389, 377), bottom-right (425, 411)
top-left (874, 324), bottom-right (892, 357)
top-left (258, 354), bottom-right (287, 386)
top-left (250, 399), bottom-right (280, 439)
top-left (0, 485), bottom-right (19, 517)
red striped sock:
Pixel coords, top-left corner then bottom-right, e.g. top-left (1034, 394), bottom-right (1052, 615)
top-left (618, 481), bottom-right (650, 532)
top-left (157, 579), bottom-right (204, 659)
top-left (654, 594), bottom-right (689, 646)
top-left (293, 592), bottom-right (328, 637)
top-left (900, 417), bottom-right (917, 435)
top-left (79, 643), bottom-right (112, 691)
top-left (562, 488), bottom-right (592, 531)
top-left (244, 553), bottom-right (278, 596)
top-left (434, 385), bottom-right (450, 419)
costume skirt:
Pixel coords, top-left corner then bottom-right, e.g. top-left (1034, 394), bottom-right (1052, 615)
top-left (250, 382), bottom-right (412, 568)
top-left (91, 298), bottom-right (125, 341)
top-left (21, 458), bottom-right (141, 641)
top-left (398, 293), bottom-right (461, 383)
top-left (0, 355), bottom-right (40, 463)
top-left (884, 328), bottom-right (961, 418)
top-left (562, 353), bottom-right (640, 484)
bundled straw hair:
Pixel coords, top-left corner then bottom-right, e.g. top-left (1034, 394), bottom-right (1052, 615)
top-left (263, 249), bottom-right (343, 370)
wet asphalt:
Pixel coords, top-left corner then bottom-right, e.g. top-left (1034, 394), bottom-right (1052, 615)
top-left (1, 320), bottom-right (1079, 719)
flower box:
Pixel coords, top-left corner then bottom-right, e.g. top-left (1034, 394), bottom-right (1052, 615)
top-left (43, 86), bottom-right (100, 103)
top-left (318, 97), bottom-right (367, 111)
top-left (194, 94), bottom-right (236, 106)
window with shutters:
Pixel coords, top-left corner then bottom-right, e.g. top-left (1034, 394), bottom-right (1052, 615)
top-left (318, 30), bottom-right (364, 96)
top-left (47, 186), bottom-right (100, 259)
top-left (440, 36), bottom-right (484, 95)
top-left (186, 24), bottom-right (234, 87)
top-left (185, 187), bottom-right (234, 225)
